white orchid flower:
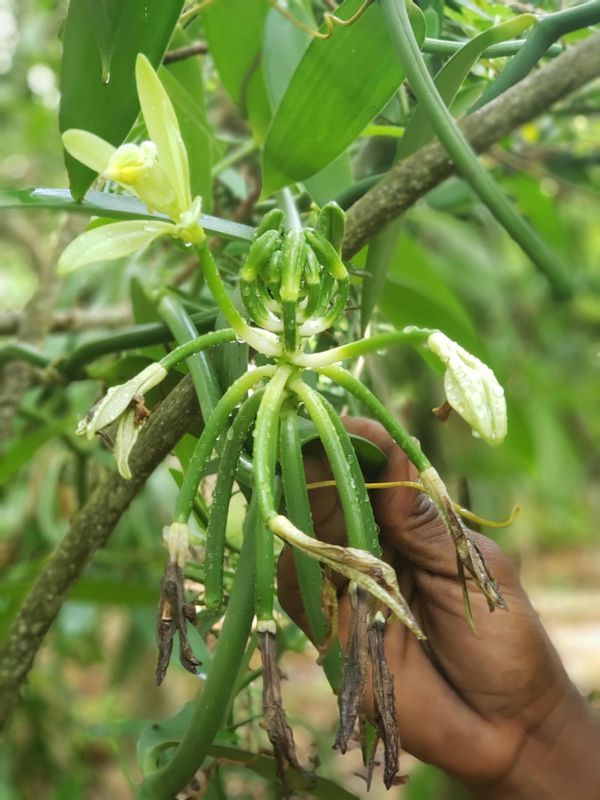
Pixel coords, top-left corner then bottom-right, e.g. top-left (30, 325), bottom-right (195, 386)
top-left (427, 331), bottom-right (507, 445)
top-left (76, 362), bottom-right (167, 440)
top-left (58, 54), bottom-right (204, 275)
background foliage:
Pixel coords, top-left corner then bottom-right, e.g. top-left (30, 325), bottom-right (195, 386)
top-left (1, 0), bottom-right (599, 797)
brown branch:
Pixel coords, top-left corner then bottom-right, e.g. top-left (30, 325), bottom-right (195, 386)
top-left (163, 41), bottom-right (208, 64)
top-left (343, 31), bottom-right (600, 258)
top-left (0, 305), bottom-right (132, 336)
top-left (0, 375), bottom-right (198, 731)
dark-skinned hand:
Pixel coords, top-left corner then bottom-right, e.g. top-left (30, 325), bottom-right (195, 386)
top-left (278, 418), bottom-right (600, 799)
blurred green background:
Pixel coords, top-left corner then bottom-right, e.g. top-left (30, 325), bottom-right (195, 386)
top-left (1, 0), bottom-right (599, 797)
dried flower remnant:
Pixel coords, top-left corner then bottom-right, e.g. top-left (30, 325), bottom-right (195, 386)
top-left (155, 523), bottom-right (200, 685)
top-left (259, 628), bottom-right (312, 782)
top-left (334, 585), bottom-right (369, 754)
top-left (367, 612), bottom-right (399, 790)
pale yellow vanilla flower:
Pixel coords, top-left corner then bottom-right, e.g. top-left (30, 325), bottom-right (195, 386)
top-left (58, 53), bottom-right (205, 275)
top-left (427, 331), bottom-right (507, 445)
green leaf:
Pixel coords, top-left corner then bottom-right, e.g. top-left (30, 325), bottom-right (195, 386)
top-left (360, 221), bottom-right (402, 333)
top-left (262, 3), bottom-right (353, 202)
top-left (59, 0), bottom-right (185, 198)
top-left (397, 15), bottom-right (535, 159)
top-left (202, 0), bottom-right (272, 142)
top-left (0, 189), bottom-right (255, 241)
top-left (262, 0), bottom-right (425, 196)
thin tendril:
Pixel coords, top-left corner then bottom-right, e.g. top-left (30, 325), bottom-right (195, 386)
top-left (306, 479), bottom-right (521, 528)
top-left (269, 0), bottom-right (375, 41)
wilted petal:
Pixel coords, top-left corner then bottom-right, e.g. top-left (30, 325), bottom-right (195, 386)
top-left (367, 613), bottom-right (400, 789)
top-left (114, 408), bottom-right (140, 479)
top-left (57, 220), bottom-right (175, 274)
top-left (334, 586), bottom-right (369, 754)
top-left (259, 630), bottom-right (312, 782)
top-left (420, 466), bottom-right (505, 613)
top-left (268, 514), bottom-right (424, 639)
top-left (135, 53), bottom-right (191, 215)
top-left (62, 128), bottom-right (115, 174)
top-left (76, 362), bottom-right (167, 439)
top-left (156, 561), bottom-right (201, 686)
top-left (427, 332), bottom-right (507, 445)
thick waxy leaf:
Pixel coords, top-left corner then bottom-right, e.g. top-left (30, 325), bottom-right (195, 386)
top-left (263, 4), bottom-right (353, 202)
top-left (59, 0), bottom-right (185, 198)
top-left (202, 0), bottom-right (271, 141)
top-left (262, 0), bottom-right (425, 196)
top-left (398, 14), bottom-right (535, 158)
top-left (0, 189), bottom-right (254, 241)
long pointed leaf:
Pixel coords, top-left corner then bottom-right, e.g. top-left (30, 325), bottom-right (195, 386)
top-left (59, 0), bottom-right (184, 199)
top-left (262, 0), bottom-right (425, 196)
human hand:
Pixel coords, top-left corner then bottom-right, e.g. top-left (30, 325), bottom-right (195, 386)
top-left (278, 417), bottom-right (600, 798)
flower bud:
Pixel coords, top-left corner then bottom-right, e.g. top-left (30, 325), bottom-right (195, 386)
top-left (76, 362), bottom-right (167, 440)
top-left (427, 332), bottom-right (507, 445)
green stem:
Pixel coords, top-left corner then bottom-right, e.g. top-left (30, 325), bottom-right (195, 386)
top-left (290, 378), bottom-right (379, 555)
top-left (0, 342), bottom-right (50, 369)
top-left (253, 365), bottom-right (294, 522)
top-left (174, 366), bottom-right (275, 523)
top-left (422, 36), bottom-right (563, 58)
top-left (279, 405), bottom-right (342, 690)
top-left (295, 326), bottom-right (433, 368)
top-left (194, 243), bottom-right (281, 356)
top-left (158, 295), bottom-right (223, 419)
top-left (473, 0), bottom-right (600, 110)
top-left (160, 328), bottom-right (236, 371)
top-left (317, 364), bottom-right (432, 472)
top-left (55, 309), bottom-right (218, 378)
top-left (204, 390), bottom-right (263, 611)
top-left (137, 503), bottom-right (258, 800)
top-left (378, 0), bottom-right (572, 299)
top-left (212, 140), bottom-right (257, 176)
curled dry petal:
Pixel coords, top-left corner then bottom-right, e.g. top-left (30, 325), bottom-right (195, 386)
top-left (76, 362), bottom-right (167, 439)
top-left (268, 514), bottom-right (425, 639)
top-left (155, 562), bottom-right (200, 686)
top-left (427, 331), bottom-right (507, 445)
top-left (164, 521), bottom-right (190, 569)
top-left (367, 613), bottom-right (400, 790)
top-left (421, 466), bottom-right (506, 612)
top-left (259, 630), bottom-right (312, 782)
top-left (334, 586), bottom-right (369, 754)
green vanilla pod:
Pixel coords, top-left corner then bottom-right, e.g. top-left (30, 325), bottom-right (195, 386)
top-left (315, 201), bottom-right (346, 253)
top-left (239, 229), bottom-right (280, 282)
top-left (305, 229), bottom-right (348, 281)
top-left (255, 207), bottom-right (285, 237)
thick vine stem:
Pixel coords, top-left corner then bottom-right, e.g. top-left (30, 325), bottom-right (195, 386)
top-left (290, 377), bottom-right (380, 556)
top-left (378, 0), bottom-right (571, 298)
top-left (204, 390), bottom-right (263, 611)
top-left (279, 406), bottom-right (343, 690)
top-left (343, 30), bottom-right (600, 265)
